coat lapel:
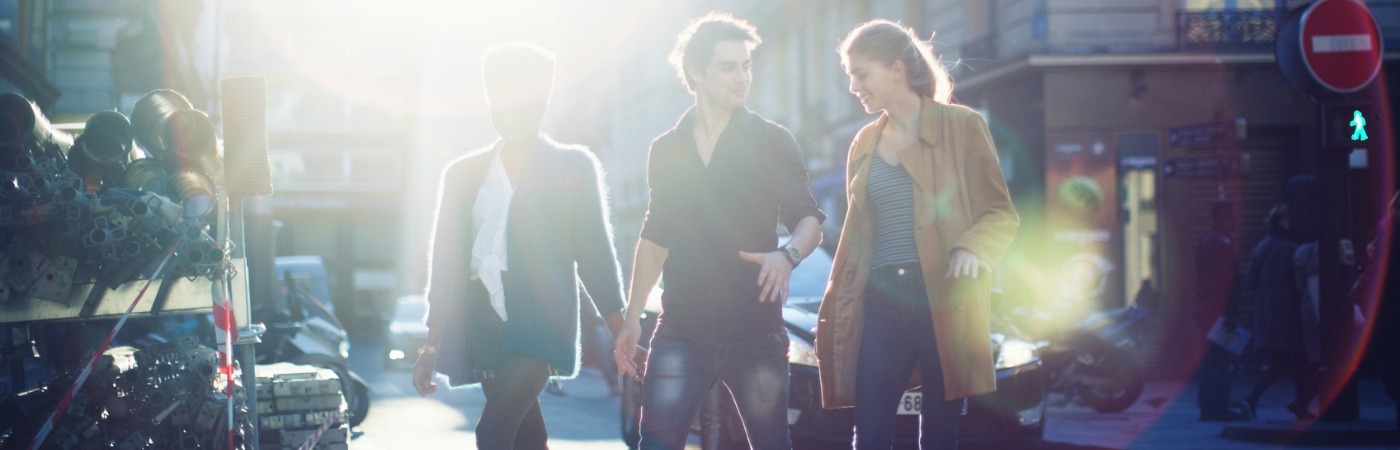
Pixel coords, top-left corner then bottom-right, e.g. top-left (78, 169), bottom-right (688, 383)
top-left (901, 101), bottom-right (944, 194)
top-left (846, 120), bottom-right (876, 217)
top-left (436, 143), bottom-right (498, 388)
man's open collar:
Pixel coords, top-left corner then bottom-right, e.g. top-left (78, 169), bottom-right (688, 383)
top-left (674, 105), bottom-right (758, 135)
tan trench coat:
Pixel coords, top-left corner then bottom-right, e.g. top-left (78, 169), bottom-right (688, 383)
top-left (817, 99), bottom-right (1019, 407)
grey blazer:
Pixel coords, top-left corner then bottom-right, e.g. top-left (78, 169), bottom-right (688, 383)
top-left (424, 136), bottom-right (626, 387)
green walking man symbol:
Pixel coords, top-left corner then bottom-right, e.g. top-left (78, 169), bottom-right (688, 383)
top-left (1350, 110), bottom-right (1368, 142)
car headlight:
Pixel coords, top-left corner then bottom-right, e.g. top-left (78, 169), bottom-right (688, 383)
top-left (995, 339), bottom-right (1037, 370)
top-left (339, 340), bottom-right (351, 360)
top-left (788, 330), bottom-right (819, 367)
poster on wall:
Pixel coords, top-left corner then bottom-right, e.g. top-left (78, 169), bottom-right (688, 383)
top-left (1046, 132), bottom-right (1122, 316)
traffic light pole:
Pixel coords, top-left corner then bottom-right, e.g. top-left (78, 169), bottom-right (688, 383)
top-left (1317, 99), bottom-right (1359, 421)
top-left (1270, 0), bottom-right (1384, 428)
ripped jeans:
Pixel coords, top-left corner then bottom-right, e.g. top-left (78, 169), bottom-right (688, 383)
top-left (638, 328), bottom-right (792, 450)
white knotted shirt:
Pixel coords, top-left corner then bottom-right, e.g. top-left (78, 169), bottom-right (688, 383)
top-left (470, 147), bottom-right (512, 321)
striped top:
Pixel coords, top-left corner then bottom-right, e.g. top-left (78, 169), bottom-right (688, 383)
top-left (868, 154), bottom-right (920, 268)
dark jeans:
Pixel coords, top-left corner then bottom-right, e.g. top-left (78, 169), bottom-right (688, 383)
top-left (476, 356), bottom-right (552, 450)
top-left (638, 327), bottom-right (792, 450)
top-left (855, 283), bottom-right (963, 450)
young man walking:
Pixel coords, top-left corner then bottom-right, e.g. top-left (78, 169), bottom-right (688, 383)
top-left (612, 12), bottom-right (825, 450)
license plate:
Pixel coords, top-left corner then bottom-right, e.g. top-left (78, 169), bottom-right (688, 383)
top-left (897, 392), bottom-right (921, 415)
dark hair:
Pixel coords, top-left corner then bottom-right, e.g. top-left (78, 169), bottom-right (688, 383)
top-left (481, 42), bottom-right (557, 99)
top-left (839, 20), bottom-right (952, 103)
top-left (669, 12), bottom-right (761, 95)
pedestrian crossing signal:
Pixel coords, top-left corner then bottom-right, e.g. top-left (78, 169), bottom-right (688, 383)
top-left (1325, 103), bottom-right (1376, 148)
top-left (1350, 110), bottom-right (1368, 141)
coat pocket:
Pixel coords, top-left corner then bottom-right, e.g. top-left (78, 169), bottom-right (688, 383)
top-left (943, 275), bottom-right (988, 311)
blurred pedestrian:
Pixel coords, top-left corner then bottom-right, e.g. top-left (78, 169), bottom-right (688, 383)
top-left (1191, 201), bottom-right (1247, 422)
top-left (1293, 241), bottom-right (1321, 372)
top-left (412, 42), bottom-right (636, 449)
top-left (1243, 204), bottom-right (1316, 420)
top-left (817, 20), bottom-right (1020, 450)
top-left (611, 12), bottom-right (826, 450)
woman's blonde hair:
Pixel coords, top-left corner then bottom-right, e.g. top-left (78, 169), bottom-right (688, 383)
top-left (839, 20), bottom-right (953, 104)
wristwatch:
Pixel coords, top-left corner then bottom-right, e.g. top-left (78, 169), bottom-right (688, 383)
top-left (417, 346), bottom-right (437, 357)
top-left (781, 244), bottom-right (802, 268)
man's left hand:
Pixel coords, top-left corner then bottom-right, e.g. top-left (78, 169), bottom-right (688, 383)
top-left (739, 250), bottom-right (793, 303)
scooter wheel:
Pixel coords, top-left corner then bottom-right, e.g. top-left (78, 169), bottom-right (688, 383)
top-left (1078, 348), bottom-right (1144, 413)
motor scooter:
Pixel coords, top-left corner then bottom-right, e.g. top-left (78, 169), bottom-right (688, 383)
top-left (255, 271), bottom-right (371, 427)
top-left (1034, 305), bottom-right (1149, 413)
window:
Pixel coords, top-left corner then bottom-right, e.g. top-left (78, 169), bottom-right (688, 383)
top-left (271, 150), bottom-right (345, 187)
top-left (270, 148), bottom-right (402, 191)
top-left (0, 0), bottom-right (16, 39)
top-left (349, 153), bottom-right (401, 187)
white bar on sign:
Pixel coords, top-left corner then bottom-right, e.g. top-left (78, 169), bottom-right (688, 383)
top-left (1312, 34), bottom-right (1373, 53)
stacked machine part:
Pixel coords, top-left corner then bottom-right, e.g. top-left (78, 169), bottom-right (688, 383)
top-left (0, 338), bottom-right (254, 449)
top-left (0, 90), bottom-right (228, 306)
top-left (0, 89), bottom-right (249, 447)
top-left (254, 363), bottom-right (349, 450)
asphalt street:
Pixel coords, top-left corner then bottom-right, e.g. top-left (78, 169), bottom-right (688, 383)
top-left (343, 337), bottom-right (1398, 450)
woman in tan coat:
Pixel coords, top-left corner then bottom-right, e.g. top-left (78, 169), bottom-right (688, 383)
top-left (816, 20), bottom-right (1019, 450)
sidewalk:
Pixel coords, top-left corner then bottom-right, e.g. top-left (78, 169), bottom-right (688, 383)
top-left (1040, 375), bottom-right (1398, 449)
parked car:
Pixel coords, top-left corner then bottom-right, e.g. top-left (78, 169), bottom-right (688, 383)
top-left (384, 295), bottom-right (429, 370)
top-left (619, 245), bottom-right (1045, 449)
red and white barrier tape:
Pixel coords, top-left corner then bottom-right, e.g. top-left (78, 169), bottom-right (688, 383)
top-left (297, 410), bottom-right (342, 450)
top-left (213, 272), bottom-right (237, 450)
top-left (27, 239), bottom-right (182, 450)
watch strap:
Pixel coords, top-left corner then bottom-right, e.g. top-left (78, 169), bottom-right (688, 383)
top-left (782, 244), bottom-right (802, 267)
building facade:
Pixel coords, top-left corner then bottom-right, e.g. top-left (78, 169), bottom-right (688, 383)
top-left (222, 0), bottom-right (421, 330)
top-left (941, 0), bottom-right (1397, 370)
top-left (2, 0), bottom-right (219, 119)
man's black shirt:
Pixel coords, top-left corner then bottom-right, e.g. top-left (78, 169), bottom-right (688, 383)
top-left (641, 108), bottom-right (826, 338)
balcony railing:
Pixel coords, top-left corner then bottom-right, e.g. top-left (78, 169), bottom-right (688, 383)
top-left (1178, 9), bottom-right (1283, 52)
top-left (949, 8), bottom-right (1288, 77)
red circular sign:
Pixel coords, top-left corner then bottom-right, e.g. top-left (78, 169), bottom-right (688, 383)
top-left (1301, 0), bottom-right (1384, 93)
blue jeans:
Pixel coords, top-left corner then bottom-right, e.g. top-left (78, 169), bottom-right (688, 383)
top-left (638, 328), bottom-right (792, 450)
top-left (855, 285), bottom-right (963, 450)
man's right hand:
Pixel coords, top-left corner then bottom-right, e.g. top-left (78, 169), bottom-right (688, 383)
top-left (412, 356), bottom-right (438, 397)
top-left (613, 319), bottom-right (645, 380)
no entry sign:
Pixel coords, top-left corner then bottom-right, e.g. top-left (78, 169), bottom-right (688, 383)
top-left (1300, 0), bottom-right (1383, 93)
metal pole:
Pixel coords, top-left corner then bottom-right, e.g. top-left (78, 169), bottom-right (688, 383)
top-left (229, 195), bottom-right (262, 446)
top-left (237, 325), bottom-right (264, 447)
top-left (1318, 100), bottom-right (1360, 422)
